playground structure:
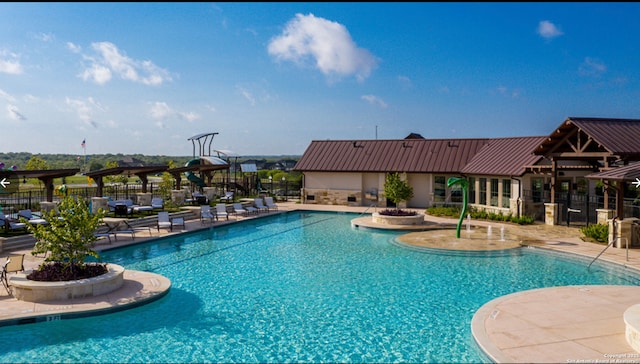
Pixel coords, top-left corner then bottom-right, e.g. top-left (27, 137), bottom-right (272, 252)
top-left (184, 132), bottom-right (230, 189)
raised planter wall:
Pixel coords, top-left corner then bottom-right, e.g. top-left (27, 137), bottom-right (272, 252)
top-left (372, 212), bottom-right (425, 225)
top-left (9, 264), bottom-right (125, 303)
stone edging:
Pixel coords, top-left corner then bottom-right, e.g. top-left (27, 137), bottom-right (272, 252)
top-left (9, 263), bottom-right (125, 302)
top-left (371, 212), bottom-right (425, 225)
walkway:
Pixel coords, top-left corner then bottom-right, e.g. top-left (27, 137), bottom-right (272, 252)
top-left (2, 202), bottom-right (640, 363)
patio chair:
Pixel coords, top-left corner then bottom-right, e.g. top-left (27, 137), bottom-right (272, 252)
top-left (264, 196), bottom-right (278, 211)
top-left (172, 217), bottom-right (185, 231)
top-left (220, 191), bottom-right (234, 203)
top-left (157, 211), bottom-right (173, 231)
top-left (232, 203), bottom-right (248, 218)
top-left (244, 204), bottom-right (259, 215)
top-left (0, 213), bottom-right (27, 233)
top-left (93, 225), bottom-right (113, 245)
top-left (254, 198), bottom-right (268, 213)
top-left (18, 209), bottom-right (48, 225)
top-left (200, 205), bottom-right (215, 224)
top-left (215, 204), bottom-right (229, 221)
top-left (192, 192), bottom-right (208, 205)
top-left (151, 197), bottom-right (164, 210)
top-left (1, 254), bottom-right (25, 295)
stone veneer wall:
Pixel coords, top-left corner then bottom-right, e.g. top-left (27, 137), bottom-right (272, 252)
top-left (302, 188), bottom-right (364, 206)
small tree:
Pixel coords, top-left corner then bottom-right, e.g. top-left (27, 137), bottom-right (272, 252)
top-left (26, 196), bottom-right (105, 276)
top-left (383, 172), bottom-right (414, 212)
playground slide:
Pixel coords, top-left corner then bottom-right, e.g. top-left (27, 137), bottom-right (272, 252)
top-left (184, 158), bottom-right (206, 188)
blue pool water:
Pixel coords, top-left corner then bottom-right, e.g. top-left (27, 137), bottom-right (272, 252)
top-left (0, 211), bottom-right (639, 363)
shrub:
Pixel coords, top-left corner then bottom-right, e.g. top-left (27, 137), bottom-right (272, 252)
top-left (580, 223), bottom-right (609, 243)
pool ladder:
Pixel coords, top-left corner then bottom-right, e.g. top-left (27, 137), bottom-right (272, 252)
top-left (359, 204), bottom-right (377, 216)
top-left (588, 236), bottom-right (629, 270)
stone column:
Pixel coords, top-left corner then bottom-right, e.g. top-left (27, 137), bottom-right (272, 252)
top-left (91, 197), bottom-right (109, 214)
top-left (40, 201), bottom-right (56, 214)
top-left (612, 218), bottom-right (639, 249)
top-left (171, 190), bottom-right (185, 206)
top-left (203, 187), bottom-right (216, 202)
top-left (596, 209), bottom-right (615, 225)
top-left (136, 192), bottom-right (152, 206)
top-left (544, 203), bottom-right (558, 226)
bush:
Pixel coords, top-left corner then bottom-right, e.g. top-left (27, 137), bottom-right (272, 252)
top-left (425, 206), bottom-right (535, 225)
top-left (580, 223), bottom-right (609, 243)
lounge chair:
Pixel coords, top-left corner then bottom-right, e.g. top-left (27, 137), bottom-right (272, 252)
top-left (151, 197), bottom-right (164, 210)
top-left (93, 225), bottom-right (114, 245)
top-left (201, 205), bottom-right (215, 224)
top-left (232, 203), bottom-right (248, 218)
top-left (123, 221), bottom-right (153, 238)
top-left (1, 254), bottom-right (24, 295)
top-left (157, 211), bottom-right (173, 231)
top-left (264, 197), bottom-right (278, 211)
top-left (192, 192), bottom-right (208, 205)
top-left (220, 191), bottom-right (234, 202)
top-left (215, 204), bottom-right (229, 221)
top-left (0, 213), bottom-right (27, 233)
top-left (254, 198), bottom-right (268, 213)
top-left (18, 209), bottom-right (48, 225)
top-left (244, 204), bottom-right (259, 215)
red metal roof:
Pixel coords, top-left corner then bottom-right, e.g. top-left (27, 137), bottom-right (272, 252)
top-left (535, 117), bottom-right (640, 157)
top-left (293, 139), bottom-right (490, 173)
top-left (586, 162), bottom-right (640, 181)
top-left (461, 136), bottom-right (546, 176)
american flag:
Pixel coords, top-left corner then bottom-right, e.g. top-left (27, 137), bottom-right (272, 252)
top-left (81, 139), bottom-right (86, 149)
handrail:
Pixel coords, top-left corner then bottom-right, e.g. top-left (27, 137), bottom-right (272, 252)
top-left (588, 236), bottom-right (628, 270)
top-left (359, 204), bottom-right (377, 216)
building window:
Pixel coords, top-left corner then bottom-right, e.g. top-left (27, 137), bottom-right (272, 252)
top-left (479, 178), bottom-right (487, 205)
top-left (532, 178), bottom-right (543, 203)
top-left (490, 179), bottom-right (499, 206)
top-left (502, 179), bottom-right (511, 208)
top-left (468, 177), bottom-right (476, 204)
top-left (434, 176), bottom-right (446, 203)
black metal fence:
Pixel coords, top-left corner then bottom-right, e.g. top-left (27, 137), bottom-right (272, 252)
top-left (0, 178), bottom-right (301, 213)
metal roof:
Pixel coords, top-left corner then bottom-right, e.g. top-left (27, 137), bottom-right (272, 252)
top-left (535, 117), bottom-right (640, 157)
top-left (585, 162), bottom-right (640, 181)
top-left (461, 136), bottom-right (546, 176)
top-left (293, 138), bottom-right (490, 173)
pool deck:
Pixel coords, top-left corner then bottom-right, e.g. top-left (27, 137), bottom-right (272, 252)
top-left (2, 202), bottom-right (640, 363)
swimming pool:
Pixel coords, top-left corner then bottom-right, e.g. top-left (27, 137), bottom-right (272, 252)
top-left (0, 211), bottom-right (638, 363)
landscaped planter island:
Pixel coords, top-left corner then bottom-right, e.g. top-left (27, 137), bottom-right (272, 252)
top-left (372, 212), bottom-right (425, 226)
top-left (9, 264), bottom-right (125, 303)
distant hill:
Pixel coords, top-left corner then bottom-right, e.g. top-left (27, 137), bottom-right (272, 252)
top-left (0, 152), bottom-right (300, 171)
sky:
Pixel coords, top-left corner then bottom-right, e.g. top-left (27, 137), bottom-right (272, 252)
top-left (1, 2), bottom-right (640, 158)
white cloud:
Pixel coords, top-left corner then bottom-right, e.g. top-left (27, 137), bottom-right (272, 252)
top-left (537, 20), bottom-right (563, 39)
top-left (0, 89), bottom-right (16, 103)
top-left (78, 42), bottom-right (172, 86)
top-left (149, 101), bottom-right (199, 125)
top-left (65, 97), bottom-right (105, 128)
top-left (35, 32), bottom-right (55, 42)
top-left (579, 57), bottom-right (607, 77)
top-left (237, 86), bottom-right (256, 106)
top-left (268, 13), bottom-right (378, 82)
top-left (6, 105), bottom-right (26, 121)
top-left (0, 50), bottom-right (23, 75)
top-left (398, 75), bottom-right (413, 89)
top-left (361, 95), bottom-right (388, 109)
top-left (67, 42), bottom-right (82, 53)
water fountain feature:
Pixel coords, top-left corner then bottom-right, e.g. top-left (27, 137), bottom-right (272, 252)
top-left (487, 225), bottom-right (492, 238)
top-left (466, 214), bottom-right (471, 233)
top-left (500, 225), bottom-right (505, 241)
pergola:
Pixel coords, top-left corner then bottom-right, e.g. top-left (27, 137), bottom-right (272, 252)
top-left (85, 165), bottom-right (168, 197)
top-left (586, 163), bottom-right (640, 220)
top-left (10, 169), bottom-right (80, 202)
